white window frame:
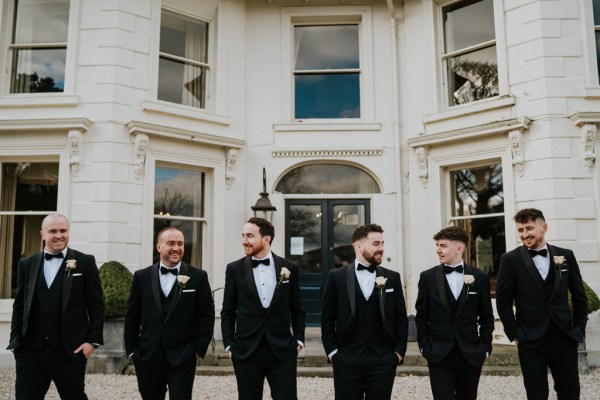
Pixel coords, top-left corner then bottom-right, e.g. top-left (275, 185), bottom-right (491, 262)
top-left (280, 6), bottom-right (375, 124)
top-left (583, 0), bottom-right (600, 96)
top-left (427, 0), bottom-right (508, 113)
top-left (0, 0), bottom-right (79, 98)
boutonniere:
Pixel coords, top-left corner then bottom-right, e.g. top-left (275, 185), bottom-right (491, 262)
top-left (464, 275), bottom-right (475, 296)
top-left (375, 276), bottom-right (388, 298)
top-left (65, 259), bottom-right (77, 278)
top-left (277, 267), bottom-right (291, 287)
top-left (553, 255), bottom-right (566, 278)
top-left (176, 275), bottom-right (190, 297)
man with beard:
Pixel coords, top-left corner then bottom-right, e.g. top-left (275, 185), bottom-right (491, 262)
top-left (321, 224), bottom-right (408, 400)
top-left (496, 208), bottom-right (588, 400)
top-left (221, 217), bottom-right (306, 400)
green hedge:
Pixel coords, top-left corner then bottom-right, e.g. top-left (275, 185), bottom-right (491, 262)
top-left (568, 281), bottom-right (600, 314)
top-left (99, 261), bottom-right (133, 317)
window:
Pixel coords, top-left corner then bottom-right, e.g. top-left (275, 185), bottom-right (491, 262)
top-left (275, 164), bottom-right (380, 194)
top-left (153, 165), bottom-right (205, 267)
top-left (158, 9), bottom-right (209, 109)
top-left (442, 0), bottom-right (498, 106)
top-left (8, 0), bottom-right (69, 93)
top-left (0, 162), bottom-right (59, 298)
top-left (593, 0), bottom-right (600, 83)
top-left (449, 162), bottom-right (505, 293)
top-left (294, 24), bottom-right (360, 119)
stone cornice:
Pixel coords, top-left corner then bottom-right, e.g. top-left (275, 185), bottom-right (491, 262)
top-left (0, 118), bottom-right (91, 132)
top-left (272, 148), bottom-right (383, 158)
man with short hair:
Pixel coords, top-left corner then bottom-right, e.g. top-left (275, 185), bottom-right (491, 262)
top-left (496, 208), bottom-right (588, 400)
top-left (415, 226), bottom-right (494, 400)
top-left (221, 217), bottom-right (306, 400)
top-left (125, 227), bottom-right (215, 400)
top-left (8, 213), bottom-right (104, 400)
top-left (321, 223), bottom-right (408, 400)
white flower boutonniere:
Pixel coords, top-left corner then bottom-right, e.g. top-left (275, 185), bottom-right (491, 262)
top-left (65, 259), bottom-right (77, 278)
top-left (553, 255), bottom-right (566, 278)
top-left (177, 275), bottom-right (190, 297)
top-left (277, 267), bottom-right (291, 288)
top-left (464, 275), bottom-right (475, 296)
top-left (375, 276), bottom-right (388, 298)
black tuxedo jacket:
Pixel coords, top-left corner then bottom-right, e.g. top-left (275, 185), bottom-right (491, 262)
top-left (415, 263), bottom-right (494, 368)
top-left (8, 248), bottom-right (104, 357)
top-left (496, 244), bottom-right (588, 348)
top-left (220, 254), bottom-right (306, 361)
top-left (321, 265), bottom-right (408, 360)
top-left (124, 262), bottom-right (215, 366)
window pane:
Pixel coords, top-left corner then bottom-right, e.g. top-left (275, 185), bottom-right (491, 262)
top-left (295, 73), bottom-right (360, 118)
top-left (10, 48), bottom-right (66, 93)
top-left (13, 0), bottom-right (70, 44)
top-left (160, 10), bottom-right (208, 63)
top-left (451, 164), bottom-right (503, 217)
top-left (443, 0), bottom-right (495, 53)
top-left (454, 216), bottom-right (505, 278)
top-left (152, 219), bottom-right (203, 267)
top-left (276, 164), bottom-right (380, 194)
top-left (447, 46), bottom-right (498, 105)
top-left (289, 204), bottom-right (323, 274)
top-left (596, 31), bottom-right (600, 84)
top-left (594, 0), bottom-right (600, 25)
top-left (154, 166), bottom-right (204, 218)
top-left (295, 25), bottom-right (359, 70)
top-left (158, 57), bottom-right (206, 108)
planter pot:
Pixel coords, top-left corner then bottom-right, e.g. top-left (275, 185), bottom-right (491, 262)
top-left (87, 317), bottom-right (128, 374)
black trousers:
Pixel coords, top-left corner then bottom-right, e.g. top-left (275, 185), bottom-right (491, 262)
top-left (518, 325), bottom-right (580, 400)
top-left (231, 337), bottom-right (297, 400)
top-left (14, 344), bottom-right (88, 400)
top-left (332, 347), bottom-right (398, 400)
top-left (427, 347), bottom-right (483, 400)
top-left (132, 352), bottom-right (197, 400)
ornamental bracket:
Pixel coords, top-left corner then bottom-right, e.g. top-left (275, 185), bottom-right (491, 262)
top-left (133, 133), bottom-right (149, 180)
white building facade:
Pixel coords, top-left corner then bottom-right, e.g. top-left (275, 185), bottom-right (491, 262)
top-left (0, 0), bottom-right (599, 364)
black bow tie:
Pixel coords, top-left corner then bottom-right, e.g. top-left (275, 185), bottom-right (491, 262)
top-left (251, 259), bottom-right (270, 268)
top-left (160, 266), bottom-right (178, 275)
top-left (44, 252), bottom-right (64, 261)
top-left (357, 263), bottom-right (375, 273)
top-left (529, 248), bottom-right (548, 258)
top-left (444, 264), bottom-right (464, 274)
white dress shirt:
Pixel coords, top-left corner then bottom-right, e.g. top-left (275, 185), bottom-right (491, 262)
top-left (43, 248), bottom-right (68, 287)
top-left (531, 245), bottom-right (550, 280)
top-left (252, 253), bottom-right (276, 308)
top-left (355, 261), bottom-right (376, 301)
top-left (445, 262), bottom-right (464, 300)
top-left (159, 262), bottom-right (180, 297)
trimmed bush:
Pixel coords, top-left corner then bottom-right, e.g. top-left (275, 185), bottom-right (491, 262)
top-left (99, 261), bottom-right (133, 318)
top-left (568, 281), bottom-right (600, 314)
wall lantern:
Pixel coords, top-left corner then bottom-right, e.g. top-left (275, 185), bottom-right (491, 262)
top-left (251, 167), bottom-right (277, 222)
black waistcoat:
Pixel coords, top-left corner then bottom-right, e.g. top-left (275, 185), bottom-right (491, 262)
top-left (27, 263), bottom-right (64, 349)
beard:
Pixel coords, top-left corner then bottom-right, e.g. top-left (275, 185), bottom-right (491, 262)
top-left (363, 250), bottom-right (383, 267)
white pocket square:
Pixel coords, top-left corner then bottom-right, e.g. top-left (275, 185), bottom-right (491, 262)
top-left (385, 288), bottom-right (394, 293)
top-left (182, 289), bottom-right (195, 293)
top-left (469, 292), bottom-right (477, 295)
top-left (282, 280), bottom-right (290, 284)
top-left (72, 273), bottom-right (82, 277)
top-left (561, 269), bottom-right (568, 272)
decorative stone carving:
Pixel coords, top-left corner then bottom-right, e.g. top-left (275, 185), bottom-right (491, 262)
top-left (225, 148), bottom-right (238, 189)
top-left (133, 133), bottom-right (149, 180)
top-left (272, 149), bottom-right (382, 158)
top-left (581, 124), bottom-right (597, 172)
top-left (508, 130), bottom-right (524, 177)
top-left (68, 130), bottom-right (82, 176)
top-left (415, 146), bottom-right (428, 186)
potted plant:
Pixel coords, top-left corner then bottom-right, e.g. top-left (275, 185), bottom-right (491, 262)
top-left (570, 281), bottom-right (600, 374)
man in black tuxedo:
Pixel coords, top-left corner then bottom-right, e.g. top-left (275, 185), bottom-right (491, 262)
top-left (321, 224), bottom-right (408, 400)
top-left (124, 227), bottom-right (215, 400)
top-left (496, 208), bottom-right (588, 400)
top-left (221, 217), bottom-right (306, 400)
top-left (415, 226), bottom-right (494, 400)
top-left (8, 213), bottom-right (104, 400)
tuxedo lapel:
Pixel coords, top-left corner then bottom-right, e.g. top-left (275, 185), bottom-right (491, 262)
top-left (455, 264), bottom-right (471, 318)
top-left (435, 265), bottom-right (452, 315)
top-left (164, 263), bottom-right (187, 322)
top-left (519, 246), bottom-right (544, 295)
top-left (346, 265), bottom-right (356, 316)
top-left (244, 257), bottom-right (262, 307)
top-left (375, 265), bottom-right (385, 321)
top-left (61, 250), bottom-right (73, 313)
top-left (150, 263), bottom-right (162, 312)
top-left (267, 255), bottom-right (284, 313)
top-left (547, 245), bottom-right (561, 303)
top-left (26, 253), bottom-right (43, 315)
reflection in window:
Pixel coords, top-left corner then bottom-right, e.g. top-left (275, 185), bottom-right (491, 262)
top-left (289, 204), bottom-right (322, 274)
top-left (9, 0), bottom-right (69, 93)
top-left (0, 162), bottom-right (59, 298)
top-left (442, 0), bottom-right (498, 105)
top-left (275, 164), bottom-right (380, 194)
top-left (449, 163), bottom-right (505, 294)
top-left (294, 25), bottom-right (360, 118)
top-left (158, 9), bottom-right (209, 109)
top-left (153, 166), bottom-right (205, 267)
top-left (594, 0), bottom-right (600, 83)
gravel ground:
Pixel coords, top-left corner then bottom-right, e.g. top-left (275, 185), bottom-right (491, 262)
top-left (0, 368), bottom-right (598, 399)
